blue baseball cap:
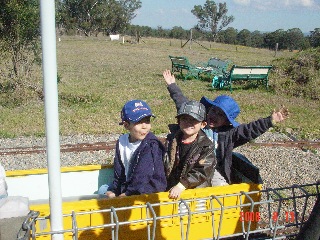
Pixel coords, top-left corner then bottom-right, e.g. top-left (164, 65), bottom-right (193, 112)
top-left (120, 100), bottom-right (155, 124)
top-left (200, 95), bottom-right (240, 127)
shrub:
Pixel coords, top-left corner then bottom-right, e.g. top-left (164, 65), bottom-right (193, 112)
top-left (271, 47), bottom-right (320, 100)
top-left (59, 93), bottom-right (102, 106)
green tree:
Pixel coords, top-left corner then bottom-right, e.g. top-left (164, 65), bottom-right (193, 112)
top-left (0, 0), bottom-right (41, 79)
top-left (57, 0), bottom-right (107, 36)
top-left (104, 0), bottom-right (142, 34)
top-left (169, 26), bottom-right (188, 39)
top-left (156, 26), bottom-right (167, 38)
top-left (120, 0), bottom-right (141, 22)
top-left (250, 30), bottom-right (264, 48)
top-left (284, 28), bottom-right (309, 50)
top-left (217, 27), bottom-right (237, 44)
top-left (191, 0), bottom-right (234, 42)
top-left (237, 29), bottom-right (251, 46)
top-left (100, 0), bottom-right (128, 34)
top-left (309, 28), bottom-right (320, 48)
top-left (57, 0), bottom-right (141, 36)
top-left (264, 29), bottom-right (286, 50)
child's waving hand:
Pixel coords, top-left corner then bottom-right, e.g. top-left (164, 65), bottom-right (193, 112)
top-left (272, 106), bottom-right (289, 124)
top-left (163, 69), bottom-right (176, 85)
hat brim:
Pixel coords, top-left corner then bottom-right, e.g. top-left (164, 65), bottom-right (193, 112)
top-left (119, 114), bottom-right (155, 125)
top-left (200, 96), bottom-right (240, 127)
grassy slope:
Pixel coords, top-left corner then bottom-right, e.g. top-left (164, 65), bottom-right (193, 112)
top-left (0, 36), bottom-right (319, 140)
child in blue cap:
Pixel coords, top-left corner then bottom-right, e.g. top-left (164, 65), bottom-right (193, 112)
top-left (163, 69), bottom-right (289, 186)
top-left (103, 99), bottom-right (167, 197)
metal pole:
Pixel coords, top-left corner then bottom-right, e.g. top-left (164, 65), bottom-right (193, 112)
top-left (189, 29), bottom-right (192, 50)
top-left (39, 0), bottom-right (64, 239)
top-left (274, 43), bottom-right (279, 57)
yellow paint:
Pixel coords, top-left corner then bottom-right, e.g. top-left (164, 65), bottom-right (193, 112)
top-left (30, 183), bottom-right (262, 239)
top-left (6, 164), bottom-right (113, 177)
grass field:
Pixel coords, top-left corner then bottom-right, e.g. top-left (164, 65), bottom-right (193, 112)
top-left (0, 36), bottom-right (319, 140)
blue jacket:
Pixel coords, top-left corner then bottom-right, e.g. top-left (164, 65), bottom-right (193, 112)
top-left (110, 132), bottom-right (167, 196)
top-left (167, 83), bottom-right (273, 183)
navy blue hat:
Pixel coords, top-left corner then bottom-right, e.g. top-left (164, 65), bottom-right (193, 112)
top-left (120, 100), bottom-right (155, 124)
top-left (200, 95), bottom-right (240, 127)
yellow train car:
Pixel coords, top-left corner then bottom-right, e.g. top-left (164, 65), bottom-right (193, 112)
top-left (5, 153), bottom-right (319, 240)
top-left (31, 184), bottom-right (261, 240)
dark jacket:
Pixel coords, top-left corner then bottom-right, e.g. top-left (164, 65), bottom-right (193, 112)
top-left (164, 126), bottom-right (216, 190)
top-left (110, 132), bottom-right (167, 196)
top-left (167, 83), bottom-right (274, 183)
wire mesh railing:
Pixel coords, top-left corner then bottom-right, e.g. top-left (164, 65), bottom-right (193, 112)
top-left (19, 182), bottom-right (319, 240)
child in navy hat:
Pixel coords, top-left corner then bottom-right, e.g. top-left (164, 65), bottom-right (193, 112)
top-left (103, 99), bottom-right (167, 198)
top-left (164, 100), bottom-right (216, 199)
top-left (163, 69), bottom-right (289, 186)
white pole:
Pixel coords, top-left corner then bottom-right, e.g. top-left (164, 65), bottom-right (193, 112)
top-left (39, 0), bottom-right (64, 239)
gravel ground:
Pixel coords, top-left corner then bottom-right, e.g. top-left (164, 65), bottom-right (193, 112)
top-left (235, 132), bottom-right (319, 188)
top-left (0, 131), bottom-right (319, 189)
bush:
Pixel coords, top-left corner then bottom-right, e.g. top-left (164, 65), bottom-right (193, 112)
top-left (59, 93), bottom-right (102, 106)
top-left (0, 80), bottom-right (39, 107)
top-left (271, 47), bottom-right (320, 100)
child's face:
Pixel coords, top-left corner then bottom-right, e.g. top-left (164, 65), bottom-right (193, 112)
top-left (178, 115), bottom-right (205, 139)
top-left (207, 106), bottom-right (230, 128)
top-left (124, 116), bottom-right (151, 142)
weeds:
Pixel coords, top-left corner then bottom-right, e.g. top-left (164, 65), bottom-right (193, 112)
top-left (271, 47), bottom-right (320, 100)
top-left (59, 93), bottom-right (102, 106)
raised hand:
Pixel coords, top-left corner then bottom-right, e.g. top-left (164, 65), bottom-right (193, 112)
top-left (272, 106), bottom-right (289, 123)
top-left (163, 69), bottom-right (176, 85)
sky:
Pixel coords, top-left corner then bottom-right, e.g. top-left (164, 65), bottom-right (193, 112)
top-left (131, 0), bottom-right (320, 33)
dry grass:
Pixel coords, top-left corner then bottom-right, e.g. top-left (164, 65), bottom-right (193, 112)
top-left (0, 36), bottom-right (319, 140)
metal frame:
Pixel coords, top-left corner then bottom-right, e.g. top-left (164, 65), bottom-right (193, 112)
top-left (19, 182), bottom-right (319, 240)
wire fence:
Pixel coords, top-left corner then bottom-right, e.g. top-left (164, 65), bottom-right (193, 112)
top-left (17, 182), bottom-right (319, 240)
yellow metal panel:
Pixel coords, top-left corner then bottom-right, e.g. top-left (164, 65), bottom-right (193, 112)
top-left (30, 183), bottom-right (262, 240)
top-left (6, 164), bottom-right (113, 177)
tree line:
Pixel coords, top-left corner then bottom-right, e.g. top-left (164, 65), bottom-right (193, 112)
top-left (125, 25), bottom-right (320, 51)
top-left (54, 0), bottom-right (320, 50)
